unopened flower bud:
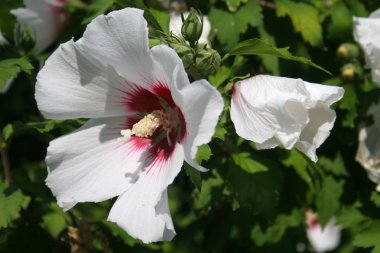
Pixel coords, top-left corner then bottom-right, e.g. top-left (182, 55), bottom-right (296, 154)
top-left (181, 8), bottom-right (203, 44)
top-left (341, 63), bottom-right (363, 81)
top-left (190, 47), bottom-right (221, 79)
top-left (337, 43), bottom-right (359, 61)
top-left (169, 40), bottom-right (194, 70)
top-left (14, 24), bottom-right (35, 52)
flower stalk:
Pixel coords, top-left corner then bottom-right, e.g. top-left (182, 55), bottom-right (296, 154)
top-left (0, 133), bottom-right (11, 183)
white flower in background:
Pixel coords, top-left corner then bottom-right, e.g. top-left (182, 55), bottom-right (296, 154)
top-left (356, 102), bottom-right (380, 191)
top-left (0, 29), bottom-right (12, 94)
top-left (305, 210), bottom-right (341, 253)
top-left (169, 12), bottom-right (211, 45)
top-left (0, 30), bottom-right (7, 44)
top-left (35, 8), bottom-right (223, 243)
top-left (353, 9), bottom-right (380, 85)
top-left (230, 75), bottom-right (344, 162)
top-left (11, 0), bottom-right (68, 52)
top-left (1, 79), bottom-right (15, 94)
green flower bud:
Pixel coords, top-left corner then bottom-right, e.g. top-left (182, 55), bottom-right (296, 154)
top-left (189, 47), bottom-right (221, 79)
top-left (337, 43), bottom-right (360, 61)
top-left (169, 40), bottom-right (194, 70)
top-left (341, 62), bottom-right (363, 81)
top-left (181, 8), bottom-right (203, 45)
top-left (14, 24), bottom-right (36, 52)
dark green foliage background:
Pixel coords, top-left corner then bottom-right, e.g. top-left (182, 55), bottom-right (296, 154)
top-left (1, 0), bottom-right (380, 252)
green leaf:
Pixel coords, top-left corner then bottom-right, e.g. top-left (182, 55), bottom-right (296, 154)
top-left (143, 8), bottom-right (169, 38)
top-left (251, 209), bottom-right (304, 245)
top-left (327, 2), bottom-right (353, 40)
top-left (275, 0), bottom-right (322, 46)
top-left (353, 220), bottom-right (380, 252)
top-left (209, 66), bottom-right (231, 88)
top-left (147, 8), bottom-right (169, 35)
top-left (193, 170), bottom-right (223, 212)
top-left (194, 144), bottom-right (212, 164)
top-left (282, 150), bottom-right (311, 186)
top-left (232, 152), bottom-right (268, 174)
top-left (209, 1), bottom-right (262, 49)
top-left (224, 164), bottom-right (282, 216)
top-left (224, 38), bottom-right (331, 74)
top-left (318, 153), bottom-right (348, 177)
top-left (258, 27), bottom-right (280, 75)
top-left (0, 58), bottom-right (33, 90)
top-left (222, 0), bottom-right (248, 12)
top-left (370, 192), bottom-right (380, 208)
top-left (40, 212), bottom-right (67, 239)
top-left (0, 3), bottom-right (19, 37)
top-left (185, 163), bottom-right (202, 191)
top-left (102, 221), bottom-right (137, 247)
top-left (2, 120), bottom-right (84, 142)
top-left (0, 183), bottom-right (29, 228)
top-left (213, 125), bottom-right (227, 141)
top-left (316, 176), bottom-right (344, 226)
top-left (209, 55), bottom-right (247, 89)
top-left (82, 0), bottom-right (115, 24)
top-left (337, 205), bottom-right (368, 228)
top-left (338, 84), bottom-right (358, 128)
top-left (345, 0), bottom-right (368, 17)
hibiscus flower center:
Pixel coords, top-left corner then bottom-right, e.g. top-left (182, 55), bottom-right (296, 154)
top-left (119, 108), bottom-right (182, 146)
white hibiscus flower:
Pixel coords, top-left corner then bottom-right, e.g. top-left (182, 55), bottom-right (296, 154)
top-left (305, 210), bottom-right (341, 253)
top-left (356, 101), bottom-right (380, 191)
top-left (169, 11), bottom-right (211, 45)
top-left (230, 75), bottom-right (344, 162)
top-left (0, 30), bottom-right (7, 44)
top-left (35, 8), bottom-right (224, 243)
top-left (11, 0), bottom-right (68, 52)
top-left (353, 9), bottom-right (380, 85)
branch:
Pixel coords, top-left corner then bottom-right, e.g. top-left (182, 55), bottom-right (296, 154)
top-left (0, 134), bottom-right (11, 183)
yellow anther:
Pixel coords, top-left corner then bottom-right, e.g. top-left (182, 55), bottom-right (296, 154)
top-left (131, 110), bottom-right (163, 138)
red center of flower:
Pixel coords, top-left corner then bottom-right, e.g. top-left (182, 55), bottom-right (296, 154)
top-left (120, 81), bottom-right (186, 159)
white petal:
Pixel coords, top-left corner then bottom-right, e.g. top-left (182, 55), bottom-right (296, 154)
top-left (231, 75), bottom-right (310, 146)
top-left (356, 125), bottom-right (380, 190)
top-left (150, 44), bottom-right (190, 90)
top-left (307, 218), bottom-right (341, 253)
top-left (173, 75), bottom-right (223, 171)
top-left (294, 107), bottom-right (336, 162)
top-left (78, 8), bottom-right (152, 85)
top-left (108, 144), bottom-right (185, 243)
top-left (36, 40), bottom-right (132, 119)
top-left (304, 81), bottom-right (345, 106)
top-left (150, 45), bottom-right (224, 171)
top-left (255, 137), bottom-right (279, 149)
top-left (230, 75), bottom-right (343, 161)
top-left (353, 14), bottom-right (380, 85)
top-left (177, 79), bottom-right (223, 171)
top-left (367, 101), bottom-right (380, 128)
top-left (296, 83), bottom-right (343, 162)
top-left (45, 117), bottom-right (151, 210)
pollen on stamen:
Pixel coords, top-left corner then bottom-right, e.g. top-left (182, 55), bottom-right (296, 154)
top-left (118, 110), bottom-right (165, 142)
top-left (118, 129), bottom-right (133, 142)
top-left (132, 110), bottom-right (163, 138)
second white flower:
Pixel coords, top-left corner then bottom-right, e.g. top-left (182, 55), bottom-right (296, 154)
top-left (230, 75), bottom-right (344, 162)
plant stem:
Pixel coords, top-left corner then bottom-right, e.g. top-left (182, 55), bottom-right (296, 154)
top-left (0, 134), bottom-right (11, 183)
